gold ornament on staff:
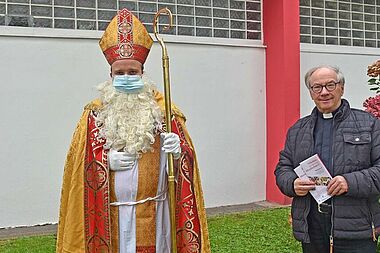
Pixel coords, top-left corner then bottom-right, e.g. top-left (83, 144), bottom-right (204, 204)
top-left (153, 8), bottom-right (177, 253)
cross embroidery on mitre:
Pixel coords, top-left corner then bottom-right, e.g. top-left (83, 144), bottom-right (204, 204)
top-left (117, 9), bottom-right (134, 58)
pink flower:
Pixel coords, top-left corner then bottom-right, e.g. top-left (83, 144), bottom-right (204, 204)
top-left (363, 94), bottom-right (380, 119)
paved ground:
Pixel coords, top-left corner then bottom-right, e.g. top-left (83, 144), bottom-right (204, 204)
top-left (206, 200), bottom-right (288, 216)
top-left (0, 201), bottom-right (288, 240)
top-left (0, 224), bottom-right (57, 240)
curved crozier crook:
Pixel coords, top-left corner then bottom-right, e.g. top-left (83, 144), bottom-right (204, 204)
top-left (153, 8), bottom-right (173, 49)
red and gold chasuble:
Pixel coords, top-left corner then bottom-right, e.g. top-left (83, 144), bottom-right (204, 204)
top-left (81, 106), bottom-right (206, 252)
top-left (56, 95), bottom-right (210, 253)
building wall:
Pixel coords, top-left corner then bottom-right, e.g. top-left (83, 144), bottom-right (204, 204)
top-left (0, 30), bottom-right (266, 227)
top-left (300, 44), bottom-right (380, 117)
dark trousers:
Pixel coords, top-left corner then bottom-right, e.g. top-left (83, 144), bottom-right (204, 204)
top-left (302, 201), bottom-right (377, 253)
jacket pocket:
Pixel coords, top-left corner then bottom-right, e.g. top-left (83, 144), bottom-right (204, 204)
top-left (342, 132), bottom-right (371, 168)
top-left (343, 132), bottom-right (371, 144)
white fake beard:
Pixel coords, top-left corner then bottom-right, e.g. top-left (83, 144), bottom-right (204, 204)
top-left (95, 76), bottom-right (163, 155)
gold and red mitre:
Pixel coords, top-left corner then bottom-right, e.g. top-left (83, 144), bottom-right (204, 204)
top-left (99, 8), bottom-right (153, 65)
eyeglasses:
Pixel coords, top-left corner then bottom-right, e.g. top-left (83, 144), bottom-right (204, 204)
top-left (309, 81), bottom-right (340, 94)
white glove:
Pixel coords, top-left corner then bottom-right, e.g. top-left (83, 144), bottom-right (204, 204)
top-left (161, 132), bottom-right (181, 160)
top-left (108, 149), bottom-right (137, 171)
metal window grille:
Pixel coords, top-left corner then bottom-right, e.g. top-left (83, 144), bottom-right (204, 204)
top-left (300, 0), bottom-right (380, 48)
top-left (0, 0), bottom-right (261, 40)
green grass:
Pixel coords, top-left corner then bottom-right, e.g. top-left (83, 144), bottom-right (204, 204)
top-left (208, 208), bottom-right (301, 253)
top-left (0, 234), bottom-right (56, 253)
top-left (2, 207), bottom-right (377, 253)
top-left (0, 208), bottom-right (380, 253)
top-left (1, 207), bottom-right (300, 252)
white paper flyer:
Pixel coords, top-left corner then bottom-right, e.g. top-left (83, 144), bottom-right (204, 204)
top-left (294, 154), bottom-right (332, 204)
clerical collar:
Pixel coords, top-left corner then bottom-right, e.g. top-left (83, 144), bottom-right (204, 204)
top-left (317, 101), bottom-right (344, 120)
top-left (317, 106), bottom-right (339, 119)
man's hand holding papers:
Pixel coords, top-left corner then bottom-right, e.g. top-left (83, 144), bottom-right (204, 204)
top-left (327, 175), bottom-right (348, 196)
top-left (294, 154), bottom-right (333, 204)
top-left (293, 178), bottom-right (316, 196)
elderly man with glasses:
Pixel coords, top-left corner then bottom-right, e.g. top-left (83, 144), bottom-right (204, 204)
top-left (275, 65), bottom-right (380, 253)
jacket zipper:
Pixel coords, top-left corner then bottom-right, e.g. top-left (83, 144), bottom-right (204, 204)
top-left (329, 116), bottom-right (337, 253)
top-left (303, 196), bottom-right (311, 243)
top-left (303, 121), bottom-right (315, 243)
top-left (367, 201), bottom-right (377, 241)
top-left (330, 200), bottom-right (334, 253)
top-left (371, 222), bottom-right (377, 241)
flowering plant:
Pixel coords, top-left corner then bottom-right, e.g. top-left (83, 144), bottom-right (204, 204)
top-left (363, 60), bottom-right (380, 119)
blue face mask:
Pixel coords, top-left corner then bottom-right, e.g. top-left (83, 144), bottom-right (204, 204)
top-left (112, 75), bottom-right (144, 94)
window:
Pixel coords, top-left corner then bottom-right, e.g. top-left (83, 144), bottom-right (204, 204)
top-left (300, 0), bottom-right (380, 48)
top-left (0, 0), bottom-right (262, 40)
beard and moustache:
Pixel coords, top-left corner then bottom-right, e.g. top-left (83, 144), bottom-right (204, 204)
top-left (95, 76), bottom-right (163, 155)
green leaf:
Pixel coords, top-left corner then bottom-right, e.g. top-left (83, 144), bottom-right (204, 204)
top-left (370, 87), bottom-right (379, 91)
top-left (368, 78), bottom-right (377, 84)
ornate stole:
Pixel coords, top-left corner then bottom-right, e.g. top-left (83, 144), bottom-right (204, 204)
top-left (135, 135), bottom-right (160, 252)
top-left (84, 111), bottom-right (111, 252)
top-left (172, 119), bottom-right (202, 251)
top-left (83, 111), bottom-right (202, 252)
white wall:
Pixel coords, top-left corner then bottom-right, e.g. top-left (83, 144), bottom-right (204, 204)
top-left (300, 44), bottom-right (380, 116)
top-left (0, 29), bottom-right (266, 227)
top-left (147, 42), bottom-right (267, 208)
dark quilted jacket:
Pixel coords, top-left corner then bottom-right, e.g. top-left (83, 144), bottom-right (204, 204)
top-left (275, 99), bottom-right (380, 243)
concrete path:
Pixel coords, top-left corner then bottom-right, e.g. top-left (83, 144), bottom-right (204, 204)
top-left (0, 224), bottom-right (57, 240)
top-left (206, 200), bottom-right (288, 216)
top-left (0, 201), bottom-right (288, 240)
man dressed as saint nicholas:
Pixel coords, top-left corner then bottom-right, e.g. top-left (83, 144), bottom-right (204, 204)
top-left (56, 8), bottom-right (210, 253)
